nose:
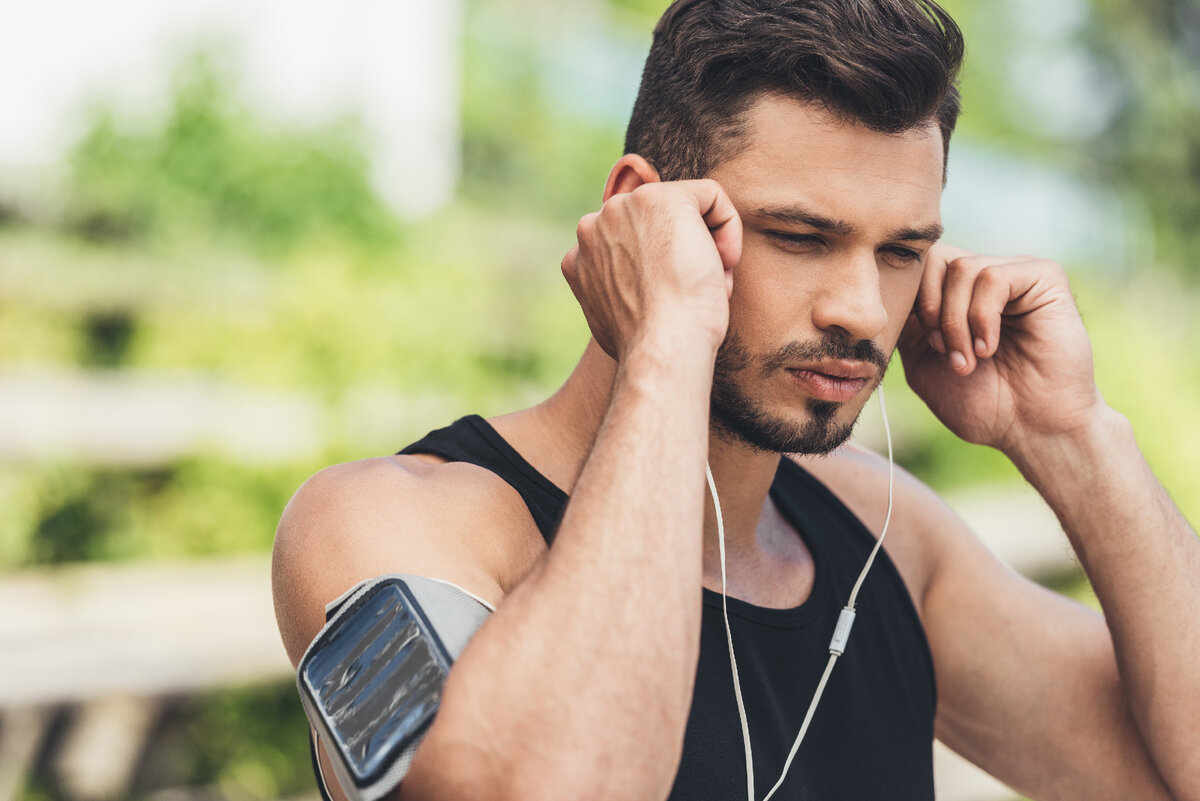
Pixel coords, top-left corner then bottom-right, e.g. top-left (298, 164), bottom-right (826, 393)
top-left (810, 250), bottom-right (889, 342)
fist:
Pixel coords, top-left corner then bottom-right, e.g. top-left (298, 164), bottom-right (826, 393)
top-left (560, 177), bottom-right (742, 361)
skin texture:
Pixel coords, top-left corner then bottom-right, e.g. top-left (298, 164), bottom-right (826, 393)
top-left (273, 95), bottom-right (1200, 801)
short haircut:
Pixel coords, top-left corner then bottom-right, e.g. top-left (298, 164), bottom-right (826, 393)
top-left (624, 0), bottom-right (965, 181)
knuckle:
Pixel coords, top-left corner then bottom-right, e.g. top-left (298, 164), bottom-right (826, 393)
top-left (967, 306), bottom-right (991, 328)
top-left (916, 301), bottom-right (941, 325)
top-left (560, 249), bottom-right (576, 275)
top-left (945, 257), bottom-right (975, 279)
top-left (940, 316), bottom-right (967, 335)
top-left (576, 212), bottom-right (600, 241)
top-left (628, 185), bottom-right (664, 214)
top-left (629, 183), bottom-right (657, 203)
top-left (977, 265), bottom-right (1004, 290)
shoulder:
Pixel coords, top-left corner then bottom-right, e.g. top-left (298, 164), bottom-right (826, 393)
top-left (785, 443), bottom-right (969, 620)
top-left (271, 454), bottom-right (547, 665)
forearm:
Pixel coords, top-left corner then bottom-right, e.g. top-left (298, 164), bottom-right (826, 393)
top-left (404, 337), bottom-right (714, 801)
top-left (1009, 408), bottom-right (1200, 798)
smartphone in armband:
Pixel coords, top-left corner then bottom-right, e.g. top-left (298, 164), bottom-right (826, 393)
top-left (296, 574), bottom-right (493, 801)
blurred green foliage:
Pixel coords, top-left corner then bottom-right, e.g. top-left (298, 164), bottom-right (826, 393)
top-left (66, 52), bottom-right (399, 255)
top-left (17, 682), bottom-right (313, 801)
top-left (152, 682), bottom-right (313, 799)
top-left (459, 14), bottom-right (623, 222)
top-left (0, 461), bottom-right (305, 567)
top-left (0, 209), bottom-right (587, 570)
top-left (1079, 0), bottom-right (1200, 276)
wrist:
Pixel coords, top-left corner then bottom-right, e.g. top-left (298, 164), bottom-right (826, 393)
top-left (623, 318), bottom-right (722, 373)
top-left (610, 330), bottom-right (718, 427)
top-left (1006, 404), bottom-right (1133, 490)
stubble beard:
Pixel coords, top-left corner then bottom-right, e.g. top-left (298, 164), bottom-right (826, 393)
top-left (710, 331), bottom-right (890, 455)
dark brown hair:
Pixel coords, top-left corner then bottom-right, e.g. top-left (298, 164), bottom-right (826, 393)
top-left (624, 0), bottom-right (965, 180)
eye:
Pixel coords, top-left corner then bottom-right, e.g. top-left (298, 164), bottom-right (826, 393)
top-left (766, 231), bottom-right (825, 252)
top-left (880, 246), bottom-right (924, 269)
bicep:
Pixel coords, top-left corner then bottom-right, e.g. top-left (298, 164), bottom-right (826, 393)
top-left (922, 507), bottom-right (1170, 800)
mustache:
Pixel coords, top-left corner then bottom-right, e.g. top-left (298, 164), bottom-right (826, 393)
top-left (760, 337), bottom-right (889, 372)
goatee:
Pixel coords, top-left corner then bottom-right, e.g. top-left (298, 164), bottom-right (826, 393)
top-left (710, 332), bottom-right (889, 454)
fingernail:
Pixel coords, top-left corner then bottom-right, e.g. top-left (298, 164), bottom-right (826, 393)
top-left (974, 337), bottom-right (987, 356)
top-left (929, 331), bottom-right (946, 353)
top-left (950, 350), bottom-right (967, 371)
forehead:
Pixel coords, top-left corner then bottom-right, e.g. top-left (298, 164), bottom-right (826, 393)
top-left (709, 94), bottom-right (945, 232)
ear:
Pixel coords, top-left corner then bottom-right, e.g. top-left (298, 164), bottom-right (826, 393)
top-left (602, 154), bottom-right (662, 202)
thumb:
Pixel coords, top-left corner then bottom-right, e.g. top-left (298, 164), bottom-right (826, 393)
top-left (897, 312), bottom-right (932, 365)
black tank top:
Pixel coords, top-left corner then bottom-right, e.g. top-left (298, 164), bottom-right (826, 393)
top-left (400, 415), bottom-right (937, 800)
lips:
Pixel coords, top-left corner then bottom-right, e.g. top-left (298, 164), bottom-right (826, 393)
top-left (785, 360), bottom-right (876, 403)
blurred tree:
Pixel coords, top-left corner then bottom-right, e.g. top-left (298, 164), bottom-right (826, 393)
top-left (65, 51), bottom-right (400, 256)
top-left (1080, 0), bottom-right (1200, 275)
top-left (460, 5), bottom-right (624, 223)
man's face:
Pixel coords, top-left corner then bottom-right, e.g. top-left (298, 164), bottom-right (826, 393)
top-left (704, 95), bottom-right (945, 454)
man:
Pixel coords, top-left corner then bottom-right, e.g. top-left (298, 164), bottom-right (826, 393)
top-left (272, 0), bottom-right (1200, 799)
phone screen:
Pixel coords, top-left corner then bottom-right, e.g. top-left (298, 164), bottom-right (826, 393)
top-left (300, 580), bottom-right (452, 783)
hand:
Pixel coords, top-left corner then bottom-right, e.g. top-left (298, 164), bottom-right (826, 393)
top-left (560, 179), bottom-right (742, 361)
top-left (897, 244), bottom-right (1106, 456)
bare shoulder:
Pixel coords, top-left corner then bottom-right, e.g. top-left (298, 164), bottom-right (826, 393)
top-left (787, 442), bottom-right (970, 619)
top-left (271, 454), bottom-right (547, 666)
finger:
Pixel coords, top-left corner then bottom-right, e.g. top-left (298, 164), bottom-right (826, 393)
top-left (711, 212), bottom-right (743, 276)
top-left (683, 179), bottom-right (743, 270)
top-left (939, 255), bottom-right (988, 374)
top-left (965, 264), bottom-right (1018, 360)
top-left (897, 311), bottom-right (931, 366)
top-left (684, 178), bottom-right (739, 229)
top-left (941, 254), bottom-right (1044, 368)
top-left (914, 243), bottom-right (973, 352)
top-left (982, 256), bottom-right (1066, 318)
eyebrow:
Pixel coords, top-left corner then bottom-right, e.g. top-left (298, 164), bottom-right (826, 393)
top-left (747, 204), bottom-right (944, 244)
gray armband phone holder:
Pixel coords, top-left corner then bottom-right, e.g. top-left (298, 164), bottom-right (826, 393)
top-left (296, 574), bottom-right (493, 801)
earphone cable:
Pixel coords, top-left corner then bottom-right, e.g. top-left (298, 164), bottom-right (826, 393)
top-left (706, 462), bottom-right (756, 801)
top-left (708, 385), bottom-right (896, 801)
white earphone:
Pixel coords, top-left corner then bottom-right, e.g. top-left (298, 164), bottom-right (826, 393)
top-left (705, 385), bottom-right (896, 801)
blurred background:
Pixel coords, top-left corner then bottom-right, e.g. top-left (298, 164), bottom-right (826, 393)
top-left (1, 0), bottom-right (1197, 799)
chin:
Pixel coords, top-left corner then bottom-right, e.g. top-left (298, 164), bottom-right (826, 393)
top-left (710, 395), bottom-right (861, 455)
top-left (710, 329), bottom-right (884, 454)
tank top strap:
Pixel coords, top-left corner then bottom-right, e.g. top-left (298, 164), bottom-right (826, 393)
top-left (770, 456), bottom-right (883, 560)
top-left (770, 455), bottom-right (936, 695)
top-left (398, 415), bottom-right (567, 543)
